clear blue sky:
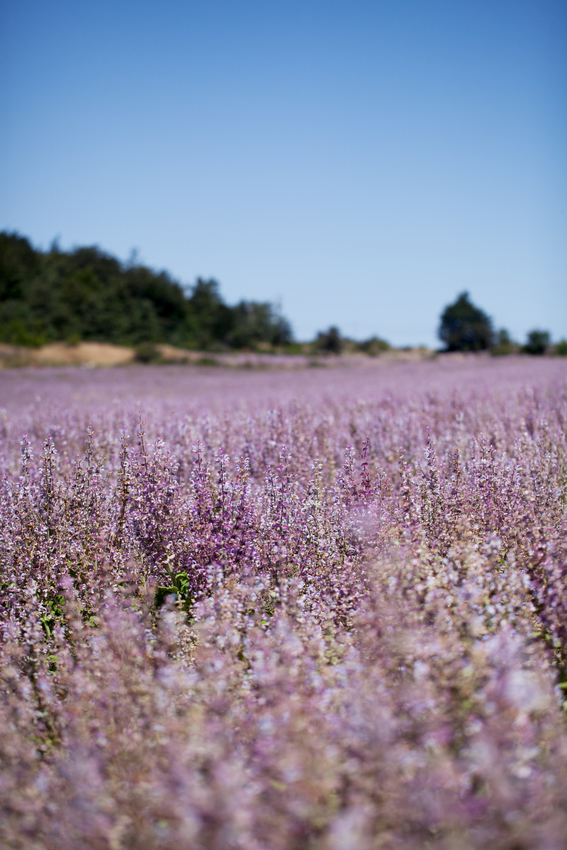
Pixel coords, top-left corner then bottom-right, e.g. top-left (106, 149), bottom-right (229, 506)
top-left (1, 0), bottom-right (565, 345)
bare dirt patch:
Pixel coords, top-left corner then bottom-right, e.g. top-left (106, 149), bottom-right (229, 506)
top-left (0, 342), bottom-right (436, 370)
top-left (0, 342), bottom-right (135, 368)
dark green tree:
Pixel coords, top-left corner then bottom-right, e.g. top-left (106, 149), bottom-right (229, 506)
top-left (438, 292), bottom-right (493, 352)
top-left (315, 326), bottom-right (342, 354)
top-left (523, 329), bottom-right (550, 355)
top-left (0, 232), bottom-right (44, 344)
top-left (228, 300), bottom-right (293, 349)
top-left (0, 232), bottom-right (41, 301)
top-left (186, 279), bottom-right (234, 349)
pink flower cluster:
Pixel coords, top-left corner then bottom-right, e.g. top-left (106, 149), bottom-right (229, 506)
top-left (1, 358), bottom-right (567, 848)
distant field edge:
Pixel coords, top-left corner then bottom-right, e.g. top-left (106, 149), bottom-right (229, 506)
top-left (0, 342), bottom-right (440, 370)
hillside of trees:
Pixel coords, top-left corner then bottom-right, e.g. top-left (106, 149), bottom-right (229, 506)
top-left (0, 232), bottom-right (293, 351)
top-left (2, 233), bottom-right (563, 359)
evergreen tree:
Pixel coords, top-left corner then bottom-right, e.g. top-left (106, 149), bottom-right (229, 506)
top-left (438, 292), bottom-right (493, 351)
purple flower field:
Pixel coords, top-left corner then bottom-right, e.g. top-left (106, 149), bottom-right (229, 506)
top-left (1, 356), bottom-right (567, 849)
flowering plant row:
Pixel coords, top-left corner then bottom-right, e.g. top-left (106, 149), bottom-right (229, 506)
top-left (1, 364), bottom-right (567, 848)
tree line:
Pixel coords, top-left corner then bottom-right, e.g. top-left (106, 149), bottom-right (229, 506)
top-left (0, 231), bottom-right (293, 351)
top-left (302, 291), bottom-right (565, 357)
top-left (1, 232), bottom-right (563, 357)
top-left (438, 291), bottom-right (565, 356)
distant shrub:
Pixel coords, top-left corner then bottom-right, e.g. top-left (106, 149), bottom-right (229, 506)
top-left (491, 328), bottom-right (518, 356)
top-left (314, 325), bottom-right (342, 354)
top-left (134, 342), bottom-right (162, 363)
top-left (522, 329), bottom-right (550, 355)
top-left (357, 335), bottom-right (391, 355)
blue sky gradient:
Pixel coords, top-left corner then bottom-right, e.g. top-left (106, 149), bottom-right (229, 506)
top-left (1, 0), bottom-right (565, 345)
